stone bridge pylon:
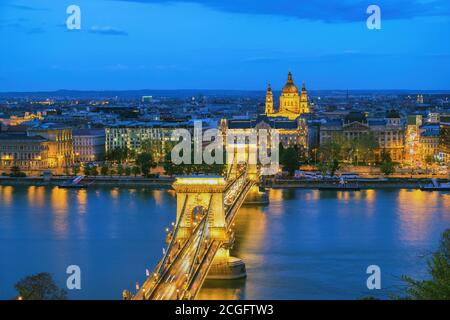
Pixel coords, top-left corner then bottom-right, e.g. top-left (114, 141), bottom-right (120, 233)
top-left (172, 176), bottom-right (247, 279)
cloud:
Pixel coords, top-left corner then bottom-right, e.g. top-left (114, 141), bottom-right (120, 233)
top-left (113, 0), bottom-right (450, 22)
top-left (87, 26), bottom-right (128, 36)
top-left (0, 18), bottom-right (45, 34)
top-left (27, 27), bottom-right (46, 34)
top-left (5, 4), bottom-right (46, 11)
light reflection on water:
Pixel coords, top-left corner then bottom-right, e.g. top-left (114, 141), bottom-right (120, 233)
top-left (0, 186), bottom-right (449, 300)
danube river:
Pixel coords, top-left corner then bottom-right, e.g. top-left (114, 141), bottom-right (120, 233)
top-left (0, 185), bottom-right (449, 300)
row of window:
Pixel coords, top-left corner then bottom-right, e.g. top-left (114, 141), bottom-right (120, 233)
top-left (1, 145), bottom-right (44, 151)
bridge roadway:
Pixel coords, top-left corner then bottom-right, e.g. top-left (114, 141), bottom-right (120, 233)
top-left (133, 174), bottom-right (254, 300)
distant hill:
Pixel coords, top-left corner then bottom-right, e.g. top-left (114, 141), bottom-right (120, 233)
top-left (1, 89), bottom-right (450, 100)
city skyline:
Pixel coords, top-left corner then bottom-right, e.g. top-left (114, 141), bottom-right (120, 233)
top-left (1, 0), bottom-right (450, 92)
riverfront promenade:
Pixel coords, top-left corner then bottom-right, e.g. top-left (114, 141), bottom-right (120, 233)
top-left (1, 175), bottom-right (449, 190)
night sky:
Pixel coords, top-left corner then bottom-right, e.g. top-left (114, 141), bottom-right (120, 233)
top-left (1, 0), bottom-right (450, 91)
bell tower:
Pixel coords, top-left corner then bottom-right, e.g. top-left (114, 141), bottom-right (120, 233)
top-left (300, 82), bottom-right (309, 114)
top-left (265, 83), bottom-right (274, 115)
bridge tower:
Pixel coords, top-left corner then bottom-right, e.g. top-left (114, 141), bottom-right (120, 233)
top-left (172, 176), bottom-right (228, 241)
top-left (227, 141), bottom-right (258, 182)
top-left (172, 176), bottom-right (247, 280)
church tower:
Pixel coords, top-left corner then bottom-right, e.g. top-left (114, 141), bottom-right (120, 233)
top-left (265, 83), bottom-right (274, 115)
top-left (300, 82), bottom-right (309, 114)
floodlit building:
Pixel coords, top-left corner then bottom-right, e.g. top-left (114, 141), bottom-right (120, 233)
top-left (265, 72), bottom-right (310, 120)
top-left (439, 116), bottom-right (450, 164)
top-left (73, 129), bottom-right (106, 163)
top-left (27, 125), bottom-right (74, 168)
top-left (405, 114), bottom-right (423, 165)
top-left (0, 133), bottom-right (50, 171)
top-left (319, 111), bottom-right (405, 162)
top-left (105, 122), bottom-right (192, 162)
top-left (419, 124), bottom-right (440, 161)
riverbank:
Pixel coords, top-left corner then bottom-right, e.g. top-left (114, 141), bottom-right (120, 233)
top-left (265, 177), bottom-right (450, 189)
top-left (1, 175), bottom-right (449, 190)
top-left (0, 176), bottom-right (175, 188)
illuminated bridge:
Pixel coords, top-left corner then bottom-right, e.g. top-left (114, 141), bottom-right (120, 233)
top-left (128, 148), bottom-right (262, 300)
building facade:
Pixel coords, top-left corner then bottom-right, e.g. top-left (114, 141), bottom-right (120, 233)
top-left (319, 111), bottom-right (405, 162)
top-left (405, 114), bottom-right (423, 165)
top-left (0, 134), bottom-right (50, 171)
top-left (73, 129), bottom-right (106, 163)
top-left (27, 126), bottom-right (74, 168)
top-left (105, 122), bottom-right (191, 162)
top-left (439, 116), bottom-right (450, 164)
top-left (419, 124), bottom-right (440, 161)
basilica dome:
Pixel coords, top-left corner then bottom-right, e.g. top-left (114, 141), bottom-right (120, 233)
top-left (282, 72), bottom-right (299, 94)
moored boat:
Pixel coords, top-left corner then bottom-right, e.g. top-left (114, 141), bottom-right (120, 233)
top-left (420, 179), bottom-right (450, 191)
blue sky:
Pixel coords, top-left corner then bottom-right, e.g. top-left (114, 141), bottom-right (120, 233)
top-left (1, 0), bottom-right (450, 91)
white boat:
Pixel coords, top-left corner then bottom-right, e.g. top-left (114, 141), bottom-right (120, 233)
top-left (420, 179), bottom-right (450, 191)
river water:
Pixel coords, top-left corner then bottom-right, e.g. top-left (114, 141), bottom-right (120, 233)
top-left (0, 185), bottom-right (449, 300)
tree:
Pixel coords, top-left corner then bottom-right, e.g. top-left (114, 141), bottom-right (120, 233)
top-left (100, 165), bottom-right (109, 176)
top-left (64, 166), bottom-right (71, 176)
top-left (141, 139), bottom-right (164, 163)
top-left (354, 133), bottom-right (378, 164)
top-left (279, 145), bottom-right (301, 175)
top-left (83, 165), bottom-right (91, 176)
top-left (117, 164), bottom-right (124, 176)
top-left (14, 272), bottom-right (67, 300)
top-left (10, 166), bottom-right (25, 177)
top-left (380, 161), bottom-right (395, 176)
top-left (380, 149), bottom-right (395, 176)
top-left (424, 155), bottom-right (435, 165)
top-left (132, 166), bottom-right (141, 177)
top-left (318, 139), bottom-right (341, 175)
top-left (125, 166), bottom-right (132, 176)
top-left (72, 165), bottom-right (80, 176)
top-left (401, 229), bottom-right (450, 300)
top-left (329, 158), bottom-right (340, 176)
top-left (136, 152), bottom-right (156, 177)
top-left (91, 166), bottom-right (99, 177)
top-left (105, 147), bottom-right (129, 164)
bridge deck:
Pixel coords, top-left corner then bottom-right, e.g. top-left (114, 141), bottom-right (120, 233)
top-left (132, 169), bottom-right (256, 300)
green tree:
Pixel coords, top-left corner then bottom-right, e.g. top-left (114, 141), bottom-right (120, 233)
top-left (100, 165), bottom-right (109, 176)
top-left (83, 165), bottom-right (91, 176)
top-left (424, 155), bottom-right (435, 166)
top-left (105, 147), bottom-right (129, 163)
top-left (354, 133), bottom-right (378, 164)
top-left (380, 149), bottom-right (395, 176)
top-left (15, 272), bottom-right (67, 300)
top-left (125, 166), bottom-right (132, 176)
top-left (141, 139), bottom-right (164, 164)
top-left (132, 166), bottom-right (141, 177)
top-left (10, 166), bottom-right (25, 177)
top-left (401, 229), bottom-right (450, 300)
top-left (380, 161), bottom-right (395, 176)
top-left (279, 145), bottom-right (301, 175)
top-left (136, 152), bottom-right (156, 177)
top-left (72, 165), bottom-right (80, 176)
top-left (318, 139), bottom-right (341, 175)
top-left (64, 166), bottom-right (71, 176)
top-left (91, 166), bottom-right (99, 177)
top-left (117, 164), bottom-right (124, 176)
top-left (329, 158), bottom-right (340, 176)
